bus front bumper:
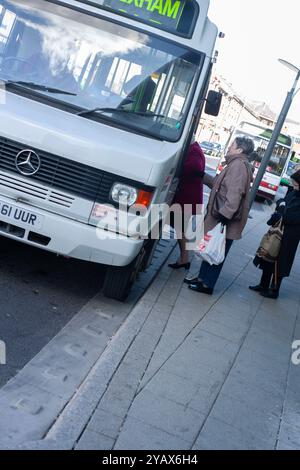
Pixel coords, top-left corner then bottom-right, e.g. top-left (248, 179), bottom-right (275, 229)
top-left (0, 195), bottom-right (143, 266)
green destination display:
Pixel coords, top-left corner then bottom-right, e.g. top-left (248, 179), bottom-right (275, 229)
top-left (260, 129), bottom-right (292, 147)
top-left (78, 0), bottom-right (197, 36)
top-left (104, 0), bottom-right (186, 29)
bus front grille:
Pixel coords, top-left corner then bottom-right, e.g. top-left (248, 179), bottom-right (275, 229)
top-left (0, 171), bottom-right (75, 208)
top-left (0, 136), bottom-right (115, 203)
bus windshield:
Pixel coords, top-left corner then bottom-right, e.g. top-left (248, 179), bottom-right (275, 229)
top-left (0, 0), bottom-right (202, 141)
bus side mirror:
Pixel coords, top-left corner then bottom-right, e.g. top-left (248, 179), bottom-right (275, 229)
top-left (204, 90), bottom-right (222, 116)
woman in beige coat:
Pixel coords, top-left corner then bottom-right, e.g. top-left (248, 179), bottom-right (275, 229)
top-left (187, 137), bottom-right (254, 295)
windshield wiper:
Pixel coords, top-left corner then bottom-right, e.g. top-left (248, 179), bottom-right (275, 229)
top-left (77, 107), bottom-right (165, 118)
top-left (5, 80), bottom-right (77, 96)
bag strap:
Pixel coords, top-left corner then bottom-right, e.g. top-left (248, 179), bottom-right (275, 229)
top-left (274, 260), bottom-right (279, 288)
top-left (273, 217), bottom-right (284, 230)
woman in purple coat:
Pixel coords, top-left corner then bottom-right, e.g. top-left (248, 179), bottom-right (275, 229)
top-left (168, 141), bottom-right (205, 269)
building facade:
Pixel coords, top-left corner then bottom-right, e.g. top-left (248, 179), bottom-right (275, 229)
top-left (196, 73), bottom-right (300, 149)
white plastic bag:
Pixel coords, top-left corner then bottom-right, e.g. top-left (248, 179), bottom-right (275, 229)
top-left (194, 223), bottom-right (226, 265)
top-left (185, 213), bottom-right (205, 252)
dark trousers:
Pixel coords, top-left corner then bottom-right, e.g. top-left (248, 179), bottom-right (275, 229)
top-left (199, 239), bottom-right (234, 289)
top-left (260, 269), bottom-right (282, 292)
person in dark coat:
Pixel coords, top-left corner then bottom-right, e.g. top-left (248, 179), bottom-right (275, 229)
top-left (168, 141), bottom-right (205, 269)
top-left (250, 169), bottom-right (300, 298)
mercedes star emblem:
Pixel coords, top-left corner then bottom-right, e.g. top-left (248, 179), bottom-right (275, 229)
top-left (15, 149), bottom-right (41, 176)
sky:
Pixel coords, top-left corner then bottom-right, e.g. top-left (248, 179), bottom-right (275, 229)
top-left (208, 0), bottom-right (300, 122)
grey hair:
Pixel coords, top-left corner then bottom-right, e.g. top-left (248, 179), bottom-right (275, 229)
top-left (235, 136), bottom-right (255, 156)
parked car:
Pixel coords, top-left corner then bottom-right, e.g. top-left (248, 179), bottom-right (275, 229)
top-left (200, 141), bottom-right (222, 157)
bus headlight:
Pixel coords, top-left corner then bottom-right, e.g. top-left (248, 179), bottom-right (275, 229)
top-left (89, 184), bottom-right (153, 234)
top-left (110, 183), bottom-right (153, 208)
top-left (110, 183), bottom-right (138, 206)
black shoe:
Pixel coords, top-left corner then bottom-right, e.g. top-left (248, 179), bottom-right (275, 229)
top-left (260, 289), bottom-right (279, 299)
top-left (249, 284), bottom-right (265, 292)
top-left (168, 262), bottom-right (191, 270)
top-left (188, 282), bottom-right (213, 295)
top-left (184, 276), bottom-right (199, 285)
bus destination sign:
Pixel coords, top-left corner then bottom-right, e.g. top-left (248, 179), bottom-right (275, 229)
top-left (97, 0), bottom-right (190, 33)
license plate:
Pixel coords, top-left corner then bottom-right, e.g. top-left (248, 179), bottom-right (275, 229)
top-left (0, 200), bottom-right (44, 229)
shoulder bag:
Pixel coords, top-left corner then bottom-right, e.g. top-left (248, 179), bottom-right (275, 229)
top-left (255, 218), bottom-right (284, 263)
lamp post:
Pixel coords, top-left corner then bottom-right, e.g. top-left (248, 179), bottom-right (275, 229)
top-left (249, 59), bottom-right (300, 206)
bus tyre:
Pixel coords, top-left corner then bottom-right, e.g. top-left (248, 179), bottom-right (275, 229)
top-left (255, 195), bottom-right (265, 203)
top-left (103, 252), bottom-right (143, 301)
